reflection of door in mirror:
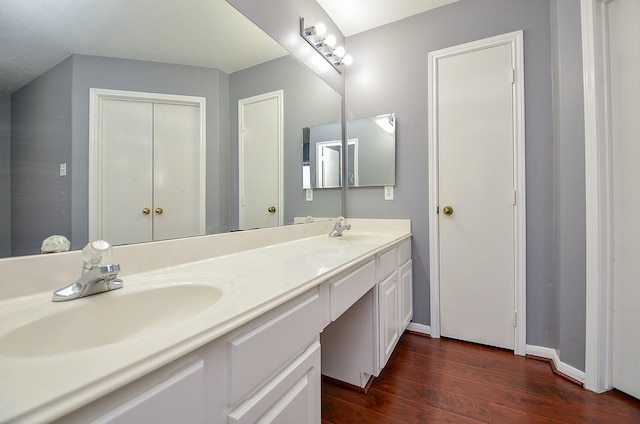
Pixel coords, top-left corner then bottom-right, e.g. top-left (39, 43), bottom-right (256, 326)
top-left (238, 90), bottom-right (283, 230)
top-left (90, 90), bottom-right (206, 245)
top-left (317, 141), bottom-right (342, 188)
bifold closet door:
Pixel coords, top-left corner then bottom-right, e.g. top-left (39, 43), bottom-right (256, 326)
top-left (152, 102), bottom-right (202, 241)
top-left (99, 100), bottom-right (202, 245)
top-left (100, 99), bottom-right (154, 245)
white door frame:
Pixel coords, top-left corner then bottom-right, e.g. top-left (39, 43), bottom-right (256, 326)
top-left (580, 0), bottom-right (616, 394)
top-left (88, 88), bottom-right (207, 241)
top-left (427, 31), bottom-right (527, 355)
top-left (238, 90), bottom-right (284, 229)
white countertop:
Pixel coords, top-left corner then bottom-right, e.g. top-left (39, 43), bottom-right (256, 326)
top-left (0, 226), bottom-right (410, 423)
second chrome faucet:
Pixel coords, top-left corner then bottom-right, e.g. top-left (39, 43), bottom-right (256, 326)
top-left (329, 217), bottom-right (351, 237)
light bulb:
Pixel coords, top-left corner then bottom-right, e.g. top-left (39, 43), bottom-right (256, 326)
top-left (342, 55), bottom-right (353, 66)
top-left (324, 34), bottom-right (336, 48)
top-left (315, 23), bottom-right (326, 37)
top-left (334, 46), bottom-right (345, 58)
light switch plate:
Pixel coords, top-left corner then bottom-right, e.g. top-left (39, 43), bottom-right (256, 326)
top-left (59, 163), bottom-right (67, 176)
top-left (306, 188), bottom-right (313, 201)
top-left (384, 185), bottom-right (394, 201)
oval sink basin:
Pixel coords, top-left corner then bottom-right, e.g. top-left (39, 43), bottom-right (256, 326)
top-left (0, 283), bottom-right (224, 357)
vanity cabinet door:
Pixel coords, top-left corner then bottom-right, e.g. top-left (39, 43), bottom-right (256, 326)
top-left (379, 270), bottom-right (399, 368)
top-left (228, 341), bottom-right (321, 424)
top-left (399, 259), bottom-right (413, 331)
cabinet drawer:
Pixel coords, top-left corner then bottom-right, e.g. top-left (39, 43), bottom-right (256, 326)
top-left (376, 247), bottom-right (398, 281)
top-left (330, 260), bottom-right (375, 321)
top-left (397, 239), bottom-right (411, 265)
top-left (227, 290), bottom-right (321, 405)
top-left (228, 341), bottom-right (320, 424)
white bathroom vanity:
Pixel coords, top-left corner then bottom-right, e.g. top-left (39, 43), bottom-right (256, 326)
top-left (0, 219), bottom-right (411, 423)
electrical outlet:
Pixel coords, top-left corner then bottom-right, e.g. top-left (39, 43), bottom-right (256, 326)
top-left (306, 188), bottom-right (313, 201)
top-left (384, 185), bottom-right (394, 200)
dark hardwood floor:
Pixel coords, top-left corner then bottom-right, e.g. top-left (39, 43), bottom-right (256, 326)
top-left (321, 332), bottom-right (640, 423)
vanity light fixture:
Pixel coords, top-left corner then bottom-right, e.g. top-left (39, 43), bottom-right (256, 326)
top-left (300, 17), bottom-right (352, 73)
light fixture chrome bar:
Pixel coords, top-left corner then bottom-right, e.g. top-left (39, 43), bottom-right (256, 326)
top-left (300, 17), bottom-right (344, 74)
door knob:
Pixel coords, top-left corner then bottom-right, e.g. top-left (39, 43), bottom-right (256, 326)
top-left (442, 205), bottom-right (454, 216)
top-left (142, 208), bottom-right (151, 215)
top-left (155, 207), bottom-right (164, 215)
top-left (267, 206), bottom-right (276, 213)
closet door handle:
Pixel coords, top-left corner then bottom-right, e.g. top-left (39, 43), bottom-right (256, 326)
top-left (142, 208), bottom-right (151, 215)
top-left (155, 207), bottom-right (164, 215)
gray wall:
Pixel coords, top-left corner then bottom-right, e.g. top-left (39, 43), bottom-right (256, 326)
top-left (551, 0), bottom-right (586, 371)
top-left (345, 0), bottom-right (559, 350)
top-left (68, 55), bottom-right (229, 249)
top-left (229, 55), bottom-right (342, 226)
top-left (11, 58), bottom-right (73, 256)
top-left (0, 94), bottom-right (11, 257)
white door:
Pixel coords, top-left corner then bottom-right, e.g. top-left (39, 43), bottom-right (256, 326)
top-left (153, 102), bottom-right (203, 241)
top-left (99, 99), bottom-right (154, 245)
top-left (435, 41), bottom-right (518, 350)
top-left (609, 0), bottom-right (640, 400)
top-left (317, 142), bottom-right (342, 188)
top-left (238, 91), bottom-right (283, 230)
top-left (93, 90), bottom-right (205, 245)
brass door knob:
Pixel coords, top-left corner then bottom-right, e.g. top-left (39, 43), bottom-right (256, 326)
top-left (142, 207), bottom-right (151, 215)
top-left (442, 206), bottom-right (454, 216)
top-left (268, 206), bottom-right (276, 213)
top-left (155, 207), bottom-right (164, 215)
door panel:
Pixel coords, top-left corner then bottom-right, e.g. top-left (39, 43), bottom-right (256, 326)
top-left (379, 271), bottom-right (399, 367)
top-left (100, 99), bottom-right (153, 245)
top-left (320, 145), bottom-right (341, 188)
top-left (438, 43), bottom-right (515, 350)
top-left (609, 0), bottom-right (640, 400)
top-left (239, 92), bottom-right (281, 230)
top-left (153, 103), bottom-right (203, 241)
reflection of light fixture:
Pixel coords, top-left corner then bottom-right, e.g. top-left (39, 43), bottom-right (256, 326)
top-left (373, 113), bottom-right (395, 134)
top-left (300, 17), bottom-right (352, 74)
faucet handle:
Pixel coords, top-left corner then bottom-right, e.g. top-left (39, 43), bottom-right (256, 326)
top-left (98, 263), bottom-right (121, 274)
top-left (82, 240), bottom-right (114, 272)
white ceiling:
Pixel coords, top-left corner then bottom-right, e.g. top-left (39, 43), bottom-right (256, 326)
top-left (0, 0), bottom-right (287, 93)
top-left (316, 0), bottom-right (461, 37)
top-left (1, 0), bottom-right (460, 94)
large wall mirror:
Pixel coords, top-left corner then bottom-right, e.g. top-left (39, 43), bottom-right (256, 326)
top-left (0, 0), bottom-right (343, 258)
top-left (302, 113), bottom-right (396, 189)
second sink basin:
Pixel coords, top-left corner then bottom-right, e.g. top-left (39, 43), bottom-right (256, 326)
top-left (0, 281), bottom-right (226, 358)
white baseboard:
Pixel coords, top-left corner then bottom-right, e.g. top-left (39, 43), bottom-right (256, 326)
top-left (526, 344), bottom-right (586, 384)
top-left (406, 322), bottom-right (431, 335)
top-left (401, 330), bottom-right (585, 383)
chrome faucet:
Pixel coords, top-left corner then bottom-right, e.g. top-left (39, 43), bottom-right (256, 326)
top-left (52, 264), bottom-right (123, 301)
top-left (329, 217), bottom-right (351, 237)
top-left (52, 240), bottom-right (124, 302)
